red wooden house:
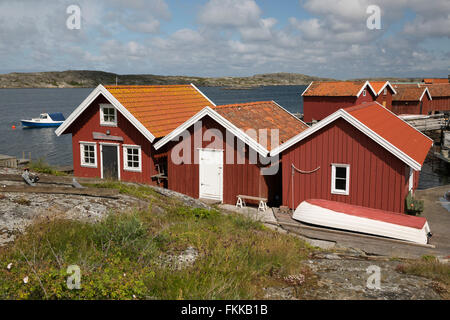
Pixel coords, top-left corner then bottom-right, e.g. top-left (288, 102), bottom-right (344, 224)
top-left (302, 81), bottom-right (377, 123)
top-left (423, 84), bottom-right (450, 113)
top-left (391, 84), bottom-right (432, 115)
top-left (369, 81), bottom-right (396, 110)
top-left (153, 101), bottom-right (309, 206)
top-left (55, 84), bottom-right (215, 184)
top-left (270, 102), bottom-right (433, 213)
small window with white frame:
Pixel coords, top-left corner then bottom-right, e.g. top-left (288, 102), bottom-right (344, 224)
top-left (383, 88), bottom-right (387, 95)
top-left (331, 164), bottom-right (350, 195)
top-left (80, 142), bottom-right (97, 167)
top-left (100, 104), bottom-right (117, 126)
top-left (123, 145), bottom-right (142, 172)
top-left (362, 89), bottom-right (366, 96)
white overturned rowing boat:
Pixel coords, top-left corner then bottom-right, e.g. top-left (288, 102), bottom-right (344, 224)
top-left (293, 199), bottom-right (432, 245)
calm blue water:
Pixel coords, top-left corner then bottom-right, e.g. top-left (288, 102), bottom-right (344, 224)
top-left (0, 86), bottom-right (447, 189)
top-left (0, 86), bottom-right (305, 166)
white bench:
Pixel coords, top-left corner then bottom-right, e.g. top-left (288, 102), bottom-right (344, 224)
top-left (236, 195), bottom-right (268, 212)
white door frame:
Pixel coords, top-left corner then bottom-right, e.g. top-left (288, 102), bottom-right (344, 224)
top-left (198, 148), bottom-right (224, 202)
top-left (99, 142), bottom-right (121, 180)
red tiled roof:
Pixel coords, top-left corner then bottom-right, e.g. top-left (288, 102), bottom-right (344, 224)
top-left (423, 78), bottom-right (449, 84)
top-left (369, 81), bottom-right (387, 95)
top-left (105, 85), bottom-right (213, 138)
top-left (392, 84), bottom-right (429, 101)
top-left (302, 81), bottom-right (370, 97)
top-left (345, 102), bottom-right (432, 166)
top-left (214, 101), bottom-right (309, 151)
top-left (306, 199), bottom-right (427, 229)
top-left (423, 83), bottom-right (450, 97)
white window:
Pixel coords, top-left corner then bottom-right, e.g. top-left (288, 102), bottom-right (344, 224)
top-left (123, 145), bottom-right (142, 172)
top-left (80, 142), bottom-right (97, 167)
top-left (331, 164), bottom-right (350, 195)
top-left (383, 88), bottom-right (387, 95)
top-left (362, 89), bottom-right (366, 96)
top-left (100, 104), bottom-right (117, 126)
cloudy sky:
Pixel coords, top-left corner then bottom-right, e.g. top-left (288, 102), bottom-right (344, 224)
top-left (0, 0), bottom-right (449, 79)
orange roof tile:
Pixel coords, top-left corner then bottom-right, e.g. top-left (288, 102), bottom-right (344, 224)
top-left (392, 84), bottom-right (429, 101)
top-left (105, 85), bottom-right (214, 138)
top-left (302, 81), bottom-right (371, 97)
top-left (369, 81), bottom-right (387, 95)
top-left (423, 78), bottom-right (449, 84)
top-left (214, 101), bottom-right (309, 151)
top-left (345, 102), bottom-right (432, 166)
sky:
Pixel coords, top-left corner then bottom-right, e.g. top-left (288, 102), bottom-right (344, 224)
top-left (0, 0), bottom-right (449, 79)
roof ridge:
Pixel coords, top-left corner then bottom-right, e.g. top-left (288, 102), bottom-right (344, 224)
top-left (215, 101), bottom-right (275, 108)
top-left (105, 84), bottom-right (193, 88)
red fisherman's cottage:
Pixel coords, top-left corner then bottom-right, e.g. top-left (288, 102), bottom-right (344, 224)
top-left (269, 102), bottom-right (433, 213)
top-left (55, 84), bottom-right (215, 184)
top-left (424, 84), bottom-right (450, 113)
top-left (153, 101), bottom-right (309, 206)
top-left (302, 81), bottom-right (377, 123)
top-left (369, 81), bottom-right (396, 110)
top-left (391, 84), bottom-right (432, 115)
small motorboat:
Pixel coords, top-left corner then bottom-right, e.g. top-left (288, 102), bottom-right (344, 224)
top-left (293, 199), bottom-right (432, 245)
top-left (21, 113), bottom-right (65, 128)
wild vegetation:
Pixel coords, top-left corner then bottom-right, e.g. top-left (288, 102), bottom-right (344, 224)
top-left (0, 184), bottom-right (316, 299)
top-left (28, 158), bottom-right (66, 176)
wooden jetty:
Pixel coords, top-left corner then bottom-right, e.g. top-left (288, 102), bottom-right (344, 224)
top-left (399, 113), bottom-right (448, 132)
top-left (0, 154), bottom-right (30, 168)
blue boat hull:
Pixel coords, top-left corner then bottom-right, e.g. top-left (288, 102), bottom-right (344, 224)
top-left (21, 121), bottom-right (63, 128)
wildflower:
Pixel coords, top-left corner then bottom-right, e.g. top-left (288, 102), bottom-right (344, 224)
top-left (6, 263), bottom-right (12, 270)
top-left (23, 276), bottom-right (29, 284)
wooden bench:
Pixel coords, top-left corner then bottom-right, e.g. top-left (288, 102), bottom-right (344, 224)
top-left (236, 195), bottom-right (268, 212)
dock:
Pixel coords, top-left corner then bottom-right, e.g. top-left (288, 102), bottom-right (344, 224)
top-left (400, 113), bottom-right (448, 132)
top-left (0, 153), bottom-right (31, 168)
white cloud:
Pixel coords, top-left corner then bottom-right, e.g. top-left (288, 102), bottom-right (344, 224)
top-left (198, 0), bottom-right (261, 28)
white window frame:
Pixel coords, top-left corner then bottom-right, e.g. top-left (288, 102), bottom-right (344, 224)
top-left (100, 104), bottom-right (117, 127)
top-left (383, 88), bottom-right (387, 95)
top-left (123, 144), bottom-right (142, 172)
top-left (331, 163), bottom-right (350, 195)
top-left (80, 142), bottom-right (97, 168)
top-left (362, 89), bottom-right (367, 97)
top-left (408, 167), bottom-right (414, 192)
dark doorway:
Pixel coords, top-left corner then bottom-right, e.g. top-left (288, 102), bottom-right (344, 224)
top-left (102, 145), bottom-right (118, 180)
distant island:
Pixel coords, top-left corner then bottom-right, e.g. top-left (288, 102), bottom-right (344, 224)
top-left (0, 70), bottom-right (336, 88)
top-left (0, 70), bottom-right (423, 89)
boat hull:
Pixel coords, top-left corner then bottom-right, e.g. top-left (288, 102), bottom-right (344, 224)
top-left (293, 199), bottom-right (431, 244)
top-left (21, 120), bottom-right (63, 128)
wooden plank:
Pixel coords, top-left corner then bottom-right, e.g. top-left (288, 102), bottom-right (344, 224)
top-left (0, 174), bottom-right (106, 185)
top-left (0, 185), bottom-right (119, 198)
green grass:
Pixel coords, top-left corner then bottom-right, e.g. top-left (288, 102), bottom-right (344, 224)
top-left (28, 158), bottom-right (66, 176)
top-left (83, 181), bottom-right (158, 201)
top-left (396, 256), bottom-right (450, 299)
top-left (0, 193), bottom-right (315, 300)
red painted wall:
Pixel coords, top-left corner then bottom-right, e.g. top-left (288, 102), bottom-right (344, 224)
top-left (375, 87), bottom-right (394, 110)
top-left (430, 97), bottom-right (450, 113)
top-left (166, 116), bottom-right (282, 205)
top-left (392, 94), bottom-right (431, 115)
top-left (68, 95), bottom-right (159, 184)
top-left (281, 118), bottom-right (412, 213)
top-left (303, 89), bottom-right (376, 123)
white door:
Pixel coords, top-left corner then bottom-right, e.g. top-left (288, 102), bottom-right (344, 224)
top-left (199, 149), bottom-right (223, 201)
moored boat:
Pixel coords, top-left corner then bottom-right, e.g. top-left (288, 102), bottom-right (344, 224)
top-left (21, 113), bottom-right (65, 128)
top-left (293, 199), bottom-right (432, 245)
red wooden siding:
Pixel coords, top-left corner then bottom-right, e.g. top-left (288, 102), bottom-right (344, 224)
top-left (391, 93), bottom-right (431, 115)
top-left (167, 115), bottom-right (282, 205)
top-left (430, 97), bottom-right (450, 112)
top-left (69, 95), bottom-right (159, 184)
top-left (375, 87), bottom-right (394, 110)
top-left (281, 118), bottom-right (410, 213)
top-left (303, 91), bottom-right (375, 123)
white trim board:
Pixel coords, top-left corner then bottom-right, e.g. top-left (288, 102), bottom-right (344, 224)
top-left (190, 83), bottom-right (217, 107)
top-left (375, 81), bottom-right (397, 95)
top-left (419, 87), bottom-right (432, 101)
top-left (55, 84), bottom-right (156, 142)
top-left (153, 106), bottom-right (270, 157)
top-left (270, 104), bottom-right (426, 171)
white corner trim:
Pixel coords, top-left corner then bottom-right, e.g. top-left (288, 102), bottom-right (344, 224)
top-left (153, 106), bottom-right (269, 157)
top-left (190, 83), bottom-right (217, 107)
top-left (378, 81), bottom-right (397, 95)
top-left (301, 81), bottom-right (314, 96)
top-left (270, 106), bottom-right (423, 171)
top-left (55, 84), bottom-right (156, 142)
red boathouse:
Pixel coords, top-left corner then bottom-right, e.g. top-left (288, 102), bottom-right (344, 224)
top-left (270, 102), bottom-right (433, 213)
top-left (55, 84), bottom-right (215, 184)
top-left (391, 84), bottom-right (432, 115)
top-left (302, 81), bottom-right (377, 123)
